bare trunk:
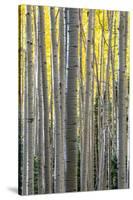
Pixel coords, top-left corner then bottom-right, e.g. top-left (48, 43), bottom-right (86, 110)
top-left (18, 6), bottom-right (27, 195)
top-left (98, 10), bottom-right (105, 190)
top-left (26, 6), bottom-right (35, 194)
top-left (50, 8), bottom-right (62, 193)
top-left (66, 8), bottom-right (79, 192)
top-left (81, 10), bottom-right (94, 191)
top-left (59, 8), bottom-right (65, 192)
top-left (118, 11), bottom-right (128, 189)
top-left (103, 11), bottom-right (113, 190)
top-left (37, 7), bottom-right (46, 193)
top-left (38, 7), bottom-right (52, 193)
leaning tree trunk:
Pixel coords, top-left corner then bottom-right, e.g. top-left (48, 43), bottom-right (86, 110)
top-left (118, 11), bottom-right (128, 189)
top-left (50, 7), bottom-right (63, 193)
top-left (26, 5), bottom-right (35, 195)
top-left (81, 10), bottom-right (94, 191)
top-left (65, 8), bottom-right (79, 192)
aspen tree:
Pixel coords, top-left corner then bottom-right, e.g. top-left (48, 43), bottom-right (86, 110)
top-left (32, 8), bottom-right (40, 193)
top-left (59, 8), bottom-right (65, 192)
top-left (79, 9), bottom-right (85, 191)
top-left (102, 11), bottom-right (113, 190)
top-left (38, 7), bottom-right (46, 193)
top-left (66, 8), bottom-right (79, 192)
top-left (50, 7), bottom-right (63, 193)
top-left (26, 5), bottom-right (35, 194)
top-left (50, 49), bottom-right (54, 192)
top-left (18, 6), bottom-right (27, 195)
top-left (19, 6), bottom-right (130, 193)
top-left (111, 15), bottom-right (118, 188)
top-left (89, 13), bottom-right (95, 190)
top-left (38, 7), bottom-right (52, 193)
top-left (33, 6), bottom-right (39, 158)
top-left (81, 10), bottom-right (94, 191)
top-left (118, 11), bottom-right (128, 189)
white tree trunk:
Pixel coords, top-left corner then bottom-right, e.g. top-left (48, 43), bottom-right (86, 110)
top-left (81, 10), bottom-right (94, 191)
top-left (38, 7), bottom-right (46, 193)
top-left (26, 5), bottom-right (35, 194)
top-left (59, 7), bottom-right (65, 192)
top-left (38, 7), bottom-right (52, 193)
top-left (66, 8), bottom-right (79, 192)
top-left (50, 7), bottom-right (63, 193)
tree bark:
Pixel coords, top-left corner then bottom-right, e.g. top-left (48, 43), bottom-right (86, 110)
top-left (26, 5), bottom-right (35, 195)
top-left (66, 8), bottom-right (79, 192)
top-left (59, 7), bottom-right (66, 192)
top-left (81, 10), bottom-right (94, 191)
top-left (38, 7), bottom-right (52, 193)
top-left (38, 7), bottom-right (46, 194)
top-left (50, 7), bottom-right (63, 193)
top-left (18, 5), bottom-right (27, 195)
top-left (103, 11), bottom-right (113, 190)
top-left (118, 11), bottom-right (128, 189)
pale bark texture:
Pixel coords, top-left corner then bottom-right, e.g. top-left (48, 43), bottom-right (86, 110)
top-left (19, 6), bottom-right (130, 194)
top-left (66, 8), bottom-right (79, 192)
top-left (33, 8), bottom-right (40, 194)
top-left (18, 6), bottom-right (27, 195)
top-left (26, 6), bottom-right (35, 195)
top-left (118, 11), bottom-right (128, 189)
top-left (38, 7), bottom-right (52, 193)
top-left (59, 7), bottom-right (65, 192)
top-left (98, 11), bottom-right (105, 190)
top-left (22, 27), bottom-right (29, 195)
top-left (50, 7), bottom-right (63, 193)
top-left (38, 7), bottom-right (45, 194)
top-left (103, 11), bottom-right (113, 190)
top-left (89, 13), bottom-right (95, 191)
top-left (81, 10), bottom-right (94, 191)
top-left (79, 9), bottom-right (85, 191)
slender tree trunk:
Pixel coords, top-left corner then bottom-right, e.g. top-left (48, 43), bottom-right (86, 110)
top-left (50, 49), bottom-right (54, 192)
top-left (118, 11), bottom-right (128, 189)
top-left (97, 11), bottom-right (105, 190)
top-left (87, 12), bottom-right (95, 191)
top-left (81, 10), bottom-right (94, 191)
top-left (38, 42), bottom-right (45, 194)
top-left (38, 7), bottom-right (52, 193)
top-left (33, 7), bottom-right (39, 194)
top-left (79, 9), bottom-right (85, 191)
top-left (66, 8), bottom-right (79, 192)
top-left (103, 11), bottom-right (113, 190)
top-left (37, 7), bottom-right (46, 194)
top-left (111, 15), bottom-right (118, 189)
top-left (59, 8), bottom-right (65, 192)
top-left (89, 14), bottom-right (95, 190)
top-left (26, 6), bottom-right (35, 194)
top-left (18, 6), bottom-right (27, 195)
top-left (50, 7), bottom-right (63, 193)
top-left (22, 48), bottom-right (29, 195)
top-left (64, 8), bottom-right (69, 189)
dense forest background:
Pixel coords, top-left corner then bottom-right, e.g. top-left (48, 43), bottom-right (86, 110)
top-left (18, 5), bottom-right (130, 195)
